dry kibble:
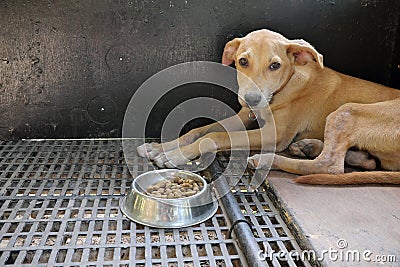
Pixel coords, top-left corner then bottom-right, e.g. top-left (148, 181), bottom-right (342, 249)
top-left (145, 175), bottom-right (204, 199)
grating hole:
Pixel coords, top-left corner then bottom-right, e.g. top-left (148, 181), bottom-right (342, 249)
top-left (212, 244), bottom-right (223, 256)
top-left (262, 204), bottom-right (272, 212)
top-left (108, 220), bottom-right (117, 231)
top-left (56, 210), bottom-right (66, 219)
top-left (121, 247), bottom-right (129, 261)
top-left (74, 200), bottom-right (83, 207)
top-left (217, 217), bottom-right (226, 227)
top-left (107, 234), bottom-right (116, 244)
top-left (135, 247), bottom-right (145, 260)
top-left (269, 215), bottom-right (279, 225)
top-left (62, 235), bottom-right (71, 245)
top-left (167, 246), bottom-right (176, 258)
top-left (8, 200), bottom-right (17, 208)
top-left (50, 221), bottom-right (60, 232)
top-left (221, 230), bottom-right (229, 239)
top-left (45, 235), bottom-right (56, 246)
top-left (94, 220), bottom-right (103, 231)
top-left (80, 221), bottom-right (89, 231)
top-left (0, 237), bottom-right (10, 248)
top-left (165, 232), bottom-right (174, 242)
top-left (84, 210), bottom-right (92, 218)
top-left (97, 210), bottom-right (106, 218)
top-left (30, 236), bottom-right (41, 246)
top-left (105, 248), bottom-right (115, 260)
top-left (21, 200), bottom-right (30, 209)
top-left (283, 240), bottom-right (295, 251)
top-left (66, 222), bottom-right (75, 232)
top-left (256, 216), bottom-right (266, 225)
top-left (5, 251), bottom-right (18, 265)
top-left (122, 234), bottom-right (130, 244)
top-left (151, 247), bottom-right (161, 259)
top-left (196, 244), bottom-right (207, 257)
top-left (193, 231), bottom-right (203, 241)
top-left (207, 230), bottom-right (218, 240)
top-left (72, 249), bottom-right (83, 262)
top-left (182, 245), bottom-right (192, 257)
top-left (231, 258), bottom-right (242, 266)
top-left (23, 251), bottom-right (35, 264)
top-left (7, 223), bottom-right (18, 233)
top-left (136, 233), bottom-right (144, 243)
top-left (226, 243), bottom-right (238, 255)
top-left (43, 210), bottom-right (52, 219)
top-left (89, 248), bottom-right (99, 262)
top-left (61, 200), bottom-right (69, 208)
top-left (122, 220), bottom-right (130, 230)
top-left (179, 231), bottom-right (189, 242)
top-left (76, 235), bottom-right (87, 245)
top-left (276, 227), bottom-right (288, 237)
top-left (269, 241), bottom-right (280, 252)
top-left (1, 211), bottom-right (11, 220)
top-left (39, 249), bottom-right (51, 264)
top-left (92, 234), bottom-right (101, 245)
top-left (151, 233), bottom-right (160, 243)
top-left (110, 208), bottom-right (118, 218)
top-left (14, 236), bottom-right (26, 247)
top-left (70, 209), bottom-right (79, 218)
top-left (262, 228), bottom-right (273, 238)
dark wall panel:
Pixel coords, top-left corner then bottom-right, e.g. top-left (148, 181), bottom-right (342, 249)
top-left (0, 0), bottom-right (399, 139)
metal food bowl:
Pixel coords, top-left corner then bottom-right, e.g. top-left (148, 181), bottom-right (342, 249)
top-left (120, 169), bottom-right (218, 228)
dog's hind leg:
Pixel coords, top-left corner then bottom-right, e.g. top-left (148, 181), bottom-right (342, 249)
top-left (250, 104), bottom-right (361, 175)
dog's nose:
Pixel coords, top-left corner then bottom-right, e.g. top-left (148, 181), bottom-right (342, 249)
top-left (244, 93), bottom-right (262, 106)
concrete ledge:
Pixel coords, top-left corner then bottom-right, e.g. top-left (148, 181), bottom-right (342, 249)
top-left (265, 171), bottom-right (400, 266)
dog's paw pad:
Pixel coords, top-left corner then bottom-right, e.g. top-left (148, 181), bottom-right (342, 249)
top-left (289, 139), bottom-right (323, 158)
top-left (288, 143), bottom-right (306, 157)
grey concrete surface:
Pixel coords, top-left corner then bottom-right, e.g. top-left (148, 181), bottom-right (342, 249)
top-left (266, 171), bottom-right (400, 267)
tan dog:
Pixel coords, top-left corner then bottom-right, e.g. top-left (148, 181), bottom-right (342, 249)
top-left (137, 29), bottom-right (400, 184)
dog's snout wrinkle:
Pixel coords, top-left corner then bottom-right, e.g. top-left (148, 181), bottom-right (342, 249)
top-left (244, 92), bottom-right (262, 107)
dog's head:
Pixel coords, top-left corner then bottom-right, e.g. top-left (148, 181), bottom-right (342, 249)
top-left (222, 29), bottom-right (323, 109)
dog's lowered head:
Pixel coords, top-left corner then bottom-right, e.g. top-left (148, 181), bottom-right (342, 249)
top-left (222, 29), bottom-right (324, 109)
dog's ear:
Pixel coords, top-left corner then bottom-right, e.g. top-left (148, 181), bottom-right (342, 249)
top-left (287, 39), bottom-right (324, 69)
top-left (222, 38), bottom-right (241, 66)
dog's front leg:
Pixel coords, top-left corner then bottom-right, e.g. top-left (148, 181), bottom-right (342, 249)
top-left (153, 127), bottom-right (274, 168)
top-left (137, 107), bottom-right (255, 160)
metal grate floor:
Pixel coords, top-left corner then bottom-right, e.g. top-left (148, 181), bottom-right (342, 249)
top-left (0, 139), bottom-right (308, 266)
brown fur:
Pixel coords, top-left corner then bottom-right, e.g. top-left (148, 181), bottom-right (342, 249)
top-left (137, 29), bottom-right (400, 185)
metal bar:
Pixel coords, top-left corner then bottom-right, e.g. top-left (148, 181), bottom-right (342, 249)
top-left (210, 161), bottom-right (266, 267)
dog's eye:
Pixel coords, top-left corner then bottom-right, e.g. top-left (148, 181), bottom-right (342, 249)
top-left (269, 62), bottom-right (281, 70)
top-left (239, 58), bottom-right (248, 67)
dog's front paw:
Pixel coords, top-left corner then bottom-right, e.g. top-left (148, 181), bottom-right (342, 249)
top-left (248, 153), bottom-right (274, 170)
top-left (153, 150), bottom-right (192, 168)
top-left (137, 142), bottom-right (163, 160)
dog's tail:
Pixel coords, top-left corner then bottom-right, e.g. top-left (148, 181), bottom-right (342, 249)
top-left (295, 171), bottom-right (400, 185)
